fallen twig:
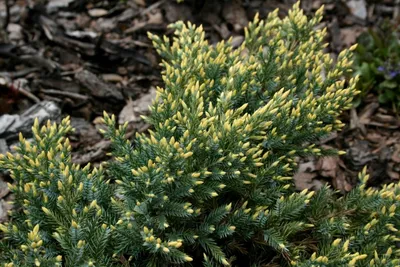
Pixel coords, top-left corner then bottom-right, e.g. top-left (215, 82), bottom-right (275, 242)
top-left (18, 87), bottom-right (41, 103)
top-left (140, 0), bottom-right (166, 17)
top-left (40, 89), bottom-right (89, 101)
top-left (0, 68), bottom-right (40, 79)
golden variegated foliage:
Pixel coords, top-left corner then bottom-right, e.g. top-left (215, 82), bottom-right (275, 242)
top-left (1, 2), bottom-right (400, 267)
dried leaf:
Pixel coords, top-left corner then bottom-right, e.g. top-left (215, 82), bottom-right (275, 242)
top-left (118, 87), bottom-right (156, 124)
top-left (0, 198), bottom-right (12, 223)
top-left (318, 157), bottom-right (338, 179)
top-left (346, 0), bottom-right (367, 20)
top-left (147, 11), bottom-right (163, 25)
top-left (0, 177), bottom-right (9, 199)
top-left (293, 161), bottom-right (325, 191)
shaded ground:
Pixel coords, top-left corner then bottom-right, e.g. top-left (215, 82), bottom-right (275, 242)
top-left (0, 0), bottom-right (399, 221)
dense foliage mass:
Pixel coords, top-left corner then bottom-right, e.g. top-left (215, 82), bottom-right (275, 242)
top-left (1, 2), bottom-right (399, 267)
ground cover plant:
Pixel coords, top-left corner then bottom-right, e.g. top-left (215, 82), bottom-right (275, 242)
top-left (1, 2), bottom-right (400, 267)
top-left (354, 19), bottom-right (400, 111)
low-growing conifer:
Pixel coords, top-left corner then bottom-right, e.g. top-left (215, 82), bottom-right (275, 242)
top-left (1, 2), bottom-right (399, 266)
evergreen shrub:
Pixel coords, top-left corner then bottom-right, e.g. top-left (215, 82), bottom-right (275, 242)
top-left (1, 2), bottom-right (399, 267)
